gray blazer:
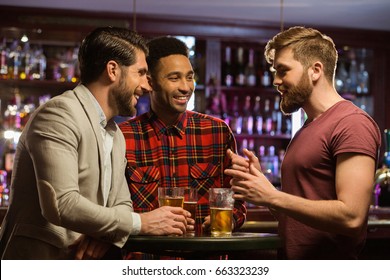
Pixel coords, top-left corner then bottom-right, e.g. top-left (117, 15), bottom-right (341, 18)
top-left (0, 84), bottom-right (134, 259)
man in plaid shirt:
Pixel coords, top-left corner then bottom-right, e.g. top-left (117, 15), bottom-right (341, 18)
top-left (119, 36), bottom-right (246, 242)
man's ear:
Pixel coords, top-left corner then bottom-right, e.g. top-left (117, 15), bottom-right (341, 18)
top-left (310, 61), bottom-right (323, 81)
top-left (106, 60), bottom-right (119, 82)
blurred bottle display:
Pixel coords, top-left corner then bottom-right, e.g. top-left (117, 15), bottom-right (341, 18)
top-left (252, 96), bottom-right (263, 135)
top-left (242, 95), bottom-right (253, 135)
top-left (235, 47), bottom-right (245, 87)
top-left (357, 48), bottom-right (369, 95)
top-left (260, 59), bottom-right (272, 88)
top-left (272, 96), bottom-right (282, 135)
top-left (0, 37), bottom-right (9, 79)
top-left (205, 76), bottom-right (227, 120)
top-left (229, 95), bottom-right (242, 134)
top-left (0, 38), bottom-right (79, 82)
top-left (0, 170), bottom-right (9, 207)
top-left (335, 47), bottom-right (373, 115)
top-left (262, 98), bottom-right (273, 135)
top-left (222, 46), bottom-right (234, 87)
top-left (245, 49), bottom-right (257, 87)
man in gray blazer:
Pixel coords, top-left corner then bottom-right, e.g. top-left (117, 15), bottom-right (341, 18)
top-left (0, 27), bottom-right (192, 260)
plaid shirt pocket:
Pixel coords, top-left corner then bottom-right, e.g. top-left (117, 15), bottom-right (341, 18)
top-left (127, 165), bottom-right (160, 212)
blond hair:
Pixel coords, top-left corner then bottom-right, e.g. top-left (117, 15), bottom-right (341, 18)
top-left (264, 26), bottom-right (338, 83)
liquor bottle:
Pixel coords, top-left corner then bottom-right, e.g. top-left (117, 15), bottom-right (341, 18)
top-left (346, 50), bottom-right (358, 94)
top-left (267, 145), bottom-right (279, 183)
top-left (7, 40), bottom-right (22, 80)
top-left (229, 95), bottom-right (242, 134)
top-left (19, 42), bottom-right (32, 80)
top-left (272, 96), bottom-right (282, 135)
top-left (0, 170), bottom-right (9, 206)
top-left (383, 129), bottom-right (390, 167)
top-left (357, 61), bottom-right (369, 94)
top-left (252, 96), bottom-right (263, 135)
top-left (242, 95), bottom-right (253, 135)
top-left (262, 98), bottom-right (273, 134)
top-left (335, 60), bottom-right (348, 93)
top-left (260, 57), bottom-right (272, 88)
top-left (245, 49), bottom-right (256, 87)
top-left (373, 129), bottom-right (390, 207)
top-left (30, 45), bottom-right (47, 80)
top-left (235, 47), bottom-right (245, 86)
top-left (0, 37), bottom-right (8, 79)
top-left (258, 145), bottom-right (266, 170)
top-left (222, 46), bottom-right (234, 87)
top-left (205, 76), bottom-right (222, 119)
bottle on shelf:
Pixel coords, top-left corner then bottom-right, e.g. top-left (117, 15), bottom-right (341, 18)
top-left (252, 96), bottom-right (263, 135)
top-left (18, 42), bottom-right (32, 80)
top-left (373, 129), bottom-right (390, 207)
top-left (0, 169), bottom-right (9, 207)
top-left (30, 45), bottom-right (47, 80)
top-left (205, 76), bottom-right (222, 119)
top-left (260, 57), bottom-right (272, 88)
top-left (242, 95), bottom-right (253, 135)
top-left (262, 98), bottom-right (273, 135)
top-left (347, 53), bottom-right (358, 94)
top-left (0, 37), bottom-right (9, 79)
top-left (267, 145), bottom-right (279, 183)
top-left (357, 49), bottom-right (369, 95)
top-left (272, 96), bottom-right (282, 135)
top-left (235, 47), bottom-right (246, 87)
top-left (245, 48), bottom-right (257, 87)
top-left (228, 95), bottom-right (242, 134)
top-left (7, 40), bottom-right (22, 80)
top-left (335, 59), bottom-right (349, 93)
top-left (222, 46), bottom-right (234, 87)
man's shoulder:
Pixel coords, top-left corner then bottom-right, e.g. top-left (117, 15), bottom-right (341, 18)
top-left (187, 111), bottom-right (228, 126)
top-left (118, 113), bottom-right (149, 131)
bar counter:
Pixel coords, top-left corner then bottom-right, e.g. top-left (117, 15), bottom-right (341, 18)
top-left (124, 232), bottom-right (281, 259)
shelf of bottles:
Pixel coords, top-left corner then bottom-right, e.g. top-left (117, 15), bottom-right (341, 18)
top-left (0, 36), bottom-right (80, 204)
top-left (205, 44), bottom-right (292, 184)
top-left (335, 47), bottom-right (373, 116)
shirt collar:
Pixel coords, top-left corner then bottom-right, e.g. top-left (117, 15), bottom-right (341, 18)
top-left (86, 89), bottom-right (117, 136)
top-left (148, 110), bottom-right (188, 139)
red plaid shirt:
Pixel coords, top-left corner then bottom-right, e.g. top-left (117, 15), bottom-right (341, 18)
top-left (119, 110), bottom-right (247, 231)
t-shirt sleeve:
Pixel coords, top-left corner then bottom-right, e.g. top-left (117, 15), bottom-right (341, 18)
top-left (331, 113), bottom-right (380, 159)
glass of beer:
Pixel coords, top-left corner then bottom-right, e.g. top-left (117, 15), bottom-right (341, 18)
top-left (158, 187), bottom-right (184, 207)
top-left (209, 188), bottom-right (234, 237)
top-left (183, 187), bottom-right (198, 235)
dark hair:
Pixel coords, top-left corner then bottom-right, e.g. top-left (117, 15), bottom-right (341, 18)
top-left (78, 26), bottom-right (148, 84)
top-left (146, 36), bottom-right (189, 78)
top-left (264, 26), bottom-right (337, 83)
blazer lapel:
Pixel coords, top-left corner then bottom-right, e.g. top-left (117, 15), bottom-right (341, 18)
top-left (73, 85), bottom-right (106, 204)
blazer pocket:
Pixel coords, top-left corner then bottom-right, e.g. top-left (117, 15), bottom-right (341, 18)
top-left (126, 165), bottom-right (160, 211)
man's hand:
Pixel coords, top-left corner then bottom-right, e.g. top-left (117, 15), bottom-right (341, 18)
top-left (139, 206), bottom-right (194, 235)
top-left (69, 234), bottom-right (112, 260)
top-left (227, 148), bottom-right (262, 173)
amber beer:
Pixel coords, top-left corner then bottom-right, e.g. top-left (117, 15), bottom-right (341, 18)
top-left (158, 196), bottom-right (184, 207)
top-left (210, 207), bottom-right (233, 236)
top-left (158, 187), bottom-right (185, 207)
top-left (183, 201), bottom-right (197, 218)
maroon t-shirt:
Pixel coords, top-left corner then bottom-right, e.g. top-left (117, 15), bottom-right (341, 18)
top-left (280, 100), bottom-right (381, 259)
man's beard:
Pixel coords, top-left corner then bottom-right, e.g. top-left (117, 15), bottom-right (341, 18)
top-left (280, 72), bottom-right (313, 115)
top-left (112, 75), bottom-right (136, 117)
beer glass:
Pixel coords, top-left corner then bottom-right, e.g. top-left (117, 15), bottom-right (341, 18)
top-left (158, 187), bottom-right (184, 207)
top-left (183, 187), bottom-right (198, 235)
top-left (209, 188), bottom-right (234, 237)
